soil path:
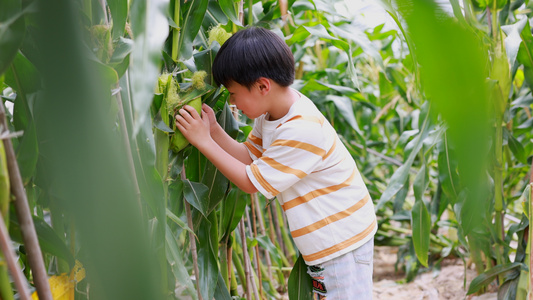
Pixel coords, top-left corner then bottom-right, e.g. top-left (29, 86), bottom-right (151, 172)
top-left (373, 246), bottom-right (497, 300)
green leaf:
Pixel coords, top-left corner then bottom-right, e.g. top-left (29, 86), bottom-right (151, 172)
top-left (0, 0), bottom-right (27, 75)
top-left (9, 213), bottom-right (75, 268)
top-left (413, 164), bottom-right (429, 203)
top-left (213, 272), bottom-right (232, 300)
top-left (107, 0), bottom-right (128, 39)
top-left (179, 0), bottom-right (209, 60)
top-left (504, 127), bottom-right (527, 164)
top-left (376, 103), bottom-right (432, 210)
top-left (467, 262), bottom-right (524, 295)
top-left (218, 188), bottom-right (247, 242)
top-left (165, 224), bottom-right (198, 300)
top-left (197, 215), bottom-right (218, 300)
top-left (502, 18), bottom-right (527, 75)
top-left (202, 160), bottom-right (229, 215)
top-left (5, 52), bottom-right (41, 95)
top-left (129, 0), bottom-right (169, 135)
top-left (217, 0), bottom-right (241, 26)
top-left (325, 95), bottom-right (362, 135)
top-left (183, 179), bottom-right (210, 218)
top-left (411, 199), bottom-right (430, 267)
top-left (256, 235), bottom-right (283, 269)
top-left (288, 254), bottom-right (313, 300)
top-left (166, 208), bottom-right (195, 235)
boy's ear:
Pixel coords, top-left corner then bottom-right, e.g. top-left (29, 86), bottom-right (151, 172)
top-left (256, 77), bottom-right (271, 95)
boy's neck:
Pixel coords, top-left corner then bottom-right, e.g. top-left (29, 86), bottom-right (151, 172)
top-left (266, 86), bottom-right (300, 121)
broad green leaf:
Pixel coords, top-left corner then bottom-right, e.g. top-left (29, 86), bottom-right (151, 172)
top-left (213, 273), bottom-right (232, 300)
top-left (325, 95), bottom-right (361, 134)
top-left (9, 214), bottom-right (75, 268)
top-left (514, 18), bottom-right (533, 91)
top-left (504, 127), bottom-right (527, 164)
top-left (467, 262), bottom-right (524, 295)
top-left (166, 208), bottom-right (195, 235)
top-left (217, 0), bottom-right (241, 26)
top-left (287, 25), bottom-right (359, 89)
top-left (197, 215), bottom-right (218, 300)
top-left (413, 164), bottom-right (429, 203)
top-left (437, 136), bottom-right (460, 203)
top-left (14, 113), bottom-right (37, 185)
top-left (376, 102), bottom-right (432, 210)
top-left (502, 18), bottom-right (527, 72)
top-left (183, 179), bottom-right (210, 218)
top-left (129, 0), bottom-right (169, 135)
top-left (0, 0), bottom-right (27, 75)
top-left (179, 0), bottom-right (209, 60)
top-left (202, 160), bottom-right (229, 215)
top-left (411, 199), bottom-right (430, 267)
top-left (397, 0), bottom-right (491, 235)
top-left (256, 235), bottom-right (283, 269)
top-left (329, 23), bottom-right (385, 70)
top-left (107, 0), bottom-right (128, 39)
top-left (288, 254), bottom-right (313, 300)
top-left (219, 188), bottom-right (248, 242)
top-left (5, 52), bottom-right (40, 96)
top-left (165, 225), bottom-right (198, 300)
top-left (110, 37), bottom-right (134, 64)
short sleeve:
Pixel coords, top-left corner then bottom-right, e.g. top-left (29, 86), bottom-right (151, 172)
top-left (243, 119), bottom-right (264, 160)
top-left (246, 121), bottom-right (330, 199)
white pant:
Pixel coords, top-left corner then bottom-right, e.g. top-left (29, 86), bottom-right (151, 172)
top-left (307, 239), bottom-right (374, 299)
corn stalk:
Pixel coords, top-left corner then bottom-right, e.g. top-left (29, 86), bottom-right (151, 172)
top-left (0, 101), bottom-right (52, 300)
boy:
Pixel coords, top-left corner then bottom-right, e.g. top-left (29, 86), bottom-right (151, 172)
top-left (175, 26), bottom-right (377, 299)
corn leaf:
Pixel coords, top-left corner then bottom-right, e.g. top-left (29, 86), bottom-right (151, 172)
top-left (107, 0), bottom-right (128, 40)
top-left (129, 0), bottom-right (169, 135)
top-left (197, 214), bottom-right (219, 300)
top-left (467, 262), bottom-right (524, 295)
top-left (183, 179), bottom-right (210, 218)
top-left (178, 0), bottom-right (209, 60)
top-left (288, 254), bottom-right (313, 300)
top-left (0, 0), bottom-right (27, 75)
top-left (411, 199), bottom-right (430, 267)
top-left (165, 224), bottom-right (198, 300)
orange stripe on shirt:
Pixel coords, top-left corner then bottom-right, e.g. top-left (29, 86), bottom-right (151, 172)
top-left (276, 115), bottom-right (325, 128)
top-left (248, 133), bottom-right (262, 146)
top-left (260, 156), bottom-right (307, 179)
top-left (250, 164), bottom-right (279, 196)
top-left (282, 167), bottom-right (357, 211)
top-left (323, 138), bottom-right (337, 160)
top-left (244, 141), bottom-right (263, 158)
top-left (302, 219), bottom-right (377, 262)
top-left (291, 194), bottom-right (370, 238)
top-left (270, 139), bottom-right (326, 157)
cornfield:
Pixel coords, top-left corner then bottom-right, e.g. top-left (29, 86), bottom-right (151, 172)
top-left (0, 0), bottom-right (532, 299)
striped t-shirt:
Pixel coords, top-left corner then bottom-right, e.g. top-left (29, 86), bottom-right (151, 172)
top-left (244, 93), bottom-right (377, 266)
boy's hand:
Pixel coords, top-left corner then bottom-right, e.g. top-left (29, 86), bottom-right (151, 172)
top-left (201, 103), bottom-right (219, 135)
top-left (175, 105), bottom-right (211, 149)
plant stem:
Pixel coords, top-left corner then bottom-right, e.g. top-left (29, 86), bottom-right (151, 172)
top-left (172, 0), bottom-right (180, 61)
top-left (238, 219), bottom-right (252, 299)
top-left (0, 213), bottom-right (30, 300)
top-left (247, 0), bottom-right (253, 25)
top-left (250, 194), bottom-right (263, 298)
top-left (0, 101), bottom-right (52, 300)
top-left (182, 165), bottom-right (203, 300)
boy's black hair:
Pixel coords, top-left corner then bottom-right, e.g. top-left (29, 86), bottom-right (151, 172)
top-left (212, 26), bottom-right (295, 89)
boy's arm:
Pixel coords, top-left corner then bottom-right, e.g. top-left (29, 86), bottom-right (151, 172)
top-left (203, 104), bottom-right (253, 165)
top-left (176, 105), bottom-right (258, 194)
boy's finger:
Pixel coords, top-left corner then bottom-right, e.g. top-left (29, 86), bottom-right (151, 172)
top-left (183, 105), bottom-right (200, 118)
top-left (178, 107), bottom-right (194, 122)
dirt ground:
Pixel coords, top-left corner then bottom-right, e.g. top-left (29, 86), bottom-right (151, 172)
top-left (373, 246), bottom-right (497, 300)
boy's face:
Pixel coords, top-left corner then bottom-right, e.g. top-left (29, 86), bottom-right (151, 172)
top-left (226, 81), bottom-right (266, 119)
